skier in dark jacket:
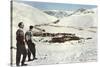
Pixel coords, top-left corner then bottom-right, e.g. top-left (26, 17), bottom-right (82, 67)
top-left (25, 25), bottom-right (37, 61)
top-left (16, 22), bottom-right (27, 66)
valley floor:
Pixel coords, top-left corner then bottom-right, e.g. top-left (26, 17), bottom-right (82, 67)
top-left (12, 26), bottom-right (97, 66)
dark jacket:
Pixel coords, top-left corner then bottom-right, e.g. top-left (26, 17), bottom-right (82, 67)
top-left (16, 28), bottom-right (25, 45)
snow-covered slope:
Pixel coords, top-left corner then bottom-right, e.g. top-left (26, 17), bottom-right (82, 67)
top-left (43, 8), bottom-right (97, 19)
top-left (13, 2), bottom-right (57, 30)
top-left (12, 1), bottom-right (57, 45)
top-left (43, 10), bottom-right (73, 18)
top-left (57, 8), bottom-right (97, 27)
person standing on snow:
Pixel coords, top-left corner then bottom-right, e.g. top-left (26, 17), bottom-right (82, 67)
top-left (16, 22), bottom-right (27, 66)
top-left (25, 25), bottom-right (37, 61)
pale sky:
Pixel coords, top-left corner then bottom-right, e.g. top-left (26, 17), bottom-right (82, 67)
top-left (16, 1), bottom-right (97, 10)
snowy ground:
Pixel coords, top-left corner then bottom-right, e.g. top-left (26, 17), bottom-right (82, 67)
top-left (12, 26), bottom-right (97, 66)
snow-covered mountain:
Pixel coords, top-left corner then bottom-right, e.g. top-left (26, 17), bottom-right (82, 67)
top-left (13, 2), bottom-right (58, 28)
top-left (43, 8), bottom-right (96, 19)
top-left (12, 2), bottom-right (58, 46)
top-left (43, 10), bottom-right (72, 18)
top-left (70, 8), bottom-right (97, 16)
top-left (56, 8), bottom-right (97, 27)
